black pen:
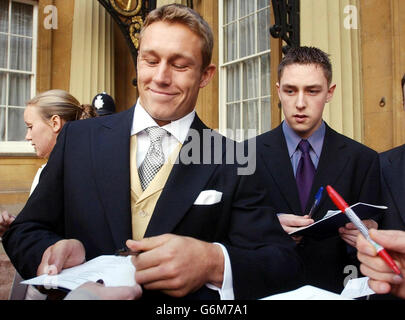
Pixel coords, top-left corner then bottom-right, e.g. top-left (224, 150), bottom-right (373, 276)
top-left (115, 247), bottom-right (141, 256)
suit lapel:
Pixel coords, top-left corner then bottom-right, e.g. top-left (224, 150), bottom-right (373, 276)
top-left (145, 115), bottom-right (222, 237)
top-left (383, 147), bottom-right (405, 226)
top-left (259, 125), bottom-right (302, 214)
top-left (260, 124), bottom-right (350, 218)
top-left (307, 124), bottom-right (350, 219)
top-left (92, 107), bottom-right (134, 248)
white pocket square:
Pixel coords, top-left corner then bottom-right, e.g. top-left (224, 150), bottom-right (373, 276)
top-left (193, 190), bottom-right (223, 205)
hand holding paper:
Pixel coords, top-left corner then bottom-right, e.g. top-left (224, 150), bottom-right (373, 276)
top-left (277, 214), bottom-right (314, 234)
top-left (23, 255), bottom-right (137, 292)
top-left (37, 239), bottom-right (86, 276)
top-left (65, 280), bottom-right (142, 300)
top-left (339, 219), bottom-right (378, 247)
top-left (277, 213), bottom-right (314, 244)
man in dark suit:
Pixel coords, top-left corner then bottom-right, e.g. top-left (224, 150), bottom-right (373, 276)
top-left (378, 74), bottom-right (405, 231)
top-left (379, 145), bottom-right (405, 230)
top-left (3, 4), bottom-right (303, 300)
top-left (254, 46), bottom-right (381, 293)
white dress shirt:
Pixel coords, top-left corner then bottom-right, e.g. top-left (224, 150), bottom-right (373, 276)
top-left (29, 163), bottom-right (47, 195)
top-left (131, 99), bottom-right (234, 299)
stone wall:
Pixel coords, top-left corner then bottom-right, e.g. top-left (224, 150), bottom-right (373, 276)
top-left (0, 252), bottom-right (14, 300)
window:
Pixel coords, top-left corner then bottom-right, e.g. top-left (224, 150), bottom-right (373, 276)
top-left (219, 0), bottom-right (271, 141)
top-left (0, 0), bottom-right (37, 153)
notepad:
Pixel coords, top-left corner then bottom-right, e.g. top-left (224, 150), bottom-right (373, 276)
top-left (289, 202), bottom-right (387, 240)
top-left (260, 277), bottom-right (374, 300)
top-left (21, 255), bottom-right (136, 291)
top-left (261, 285), bottom-right (351, 300)
top-left (340, 277), bottom-right (375, 299)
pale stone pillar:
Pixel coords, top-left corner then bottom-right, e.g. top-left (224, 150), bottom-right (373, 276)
top-left (69, 0), bottom-right (115, 104)
top-left (300, 0), bottom-right (362, 141)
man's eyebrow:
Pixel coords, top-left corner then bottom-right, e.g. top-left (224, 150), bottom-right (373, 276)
top-left (305, 84), bottom-right (323, 89)
top-left (281, 84), bottom-right (297, 89)
top-left (281, 84), bottom-right (323, 89)
top-left (139, 49), bottom-right (158, 56)
top-left (139, 49), bottom-right (195, 64)
top-left (140, 49), bottom-right (195, 62)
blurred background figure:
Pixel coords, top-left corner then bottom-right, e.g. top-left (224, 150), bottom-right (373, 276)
top-left (1, 89), bottom-right (98, 239)
top-left (378, 74), bottom-right (405, 231)
top-left (4, 89), bottom-right (97, 300)
top-left (92, 92), bottom-right (116, 116)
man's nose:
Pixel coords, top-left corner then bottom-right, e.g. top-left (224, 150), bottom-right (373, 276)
top-left (296, 91), bottom-right (306, 109)
top-left (153, 62), bottom-right (171, 85)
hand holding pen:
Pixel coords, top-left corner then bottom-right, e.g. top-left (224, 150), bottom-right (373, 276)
top-left (276, 189), bottom-right (321, 244)
top-left (326, 185), bottom-right (403, 279)
top-left (357, 229), bottom-right (405, 298)
top-left (115, 246), bottom-right (141, 256)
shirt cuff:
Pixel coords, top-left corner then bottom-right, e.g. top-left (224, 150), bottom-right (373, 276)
top-left (205, 242), bottom-right (235, 300)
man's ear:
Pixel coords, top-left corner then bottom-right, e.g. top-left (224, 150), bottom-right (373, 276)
top-left (326, 84), bottom-right (336, 103)
top-left (50, 115), bottom-right (64, 133)
top-left (199, 64), bottom-right (216, 88)
top-left (276, 82), bottom-right (281, 100)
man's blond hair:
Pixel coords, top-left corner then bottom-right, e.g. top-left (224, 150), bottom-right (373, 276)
top-left (139, 4), bottom-right (214, 71)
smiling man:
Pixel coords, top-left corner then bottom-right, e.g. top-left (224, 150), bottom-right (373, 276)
top-left (136, 20), bottom-right (215, 126)
top-left (254, 46), bottom-right (381, 293)
top-left (3, 4), bottom-right (303, 300)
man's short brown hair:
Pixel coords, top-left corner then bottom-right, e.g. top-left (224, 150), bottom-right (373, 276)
top-left (278, 46), bottom-right (333, 86)
top-left (140, 4), bottom-right (214, 71)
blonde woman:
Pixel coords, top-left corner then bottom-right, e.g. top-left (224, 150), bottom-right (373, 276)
top-left (1, 90), bottom-right (97, 237)
top-left (25, 89), bottom-right (97, 192)
top-left (4, 89), bottom-right (97, 300)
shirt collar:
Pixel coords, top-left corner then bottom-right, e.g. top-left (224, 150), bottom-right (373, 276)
top-left (131, 98), bottom-right (195, 144)
top-left (282, 120), bottom-right (325, 158)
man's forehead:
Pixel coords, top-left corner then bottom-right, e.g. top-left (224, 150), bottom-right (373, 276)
top-left (140, 22), bottom-right (201, 49)
top-left (282, 63), bottom-right (324, 74)
top-left (280, 64), bottom-right (328, 85)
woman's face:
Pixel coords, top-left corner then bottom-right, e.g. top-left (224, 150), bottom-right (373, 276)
top-left (24, 105), bottom-right (58, 158)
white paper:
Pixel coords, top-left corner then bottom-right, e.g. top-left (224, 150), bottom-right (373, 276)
top-left (21, 255), bottom-right (136, 291)
top-left (324, 209), bottom-right (339, 219)
top-left (261, 285), bottom-right (352, 300)
top-left (340, 277), bottom-right (375, 299)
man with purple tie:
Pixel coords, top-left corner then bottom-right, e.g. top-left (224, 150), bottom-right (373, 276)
top-left (254, 46), bottom-right (381, 293)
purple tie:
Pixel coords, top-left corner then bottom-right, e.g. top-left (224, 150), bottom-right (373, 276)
top-left (296, 140), bottom-right (315, 213)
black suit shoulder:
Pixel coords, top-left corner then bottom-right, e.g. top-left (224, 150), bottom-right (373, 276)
top-left (254, 124), bottom-right (283, 145)
top-left (324, 124), bottom-right (378, 156)
top-left (68, 106), bottom-right (135, 131)
top-left (378, 144), bottom-right (405, 230)
top-left (380, 144), bottom-right (405, 166)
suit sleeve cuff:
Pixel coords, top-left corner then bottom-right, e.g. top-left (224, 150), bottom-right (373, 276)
top-left (205, 242), bottom-right (235, 300)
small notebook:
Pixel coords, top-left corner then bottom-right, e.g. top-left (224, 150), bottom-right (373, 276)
top-left (289, 202), bottom-right (387, 240)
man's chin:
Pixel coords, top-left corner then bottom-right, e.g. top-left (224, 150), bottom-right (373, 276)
top-left (149, 113), bottom-right (173, 126)
top-left (291, 125), bottom-right (312, 139)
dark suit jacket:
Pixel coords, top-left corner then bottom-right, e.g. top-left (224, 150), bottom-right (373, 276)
top-left (3, 107), bottom-right (303, 300)
top-left (254, 122), bottom-right (381, 293)
top-left (379, 144), bottom-right (405, 230)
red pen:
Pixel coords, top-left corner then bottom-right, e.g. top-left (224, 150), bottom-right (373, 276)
top-left (326, 185), bottom-right (403, 278)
